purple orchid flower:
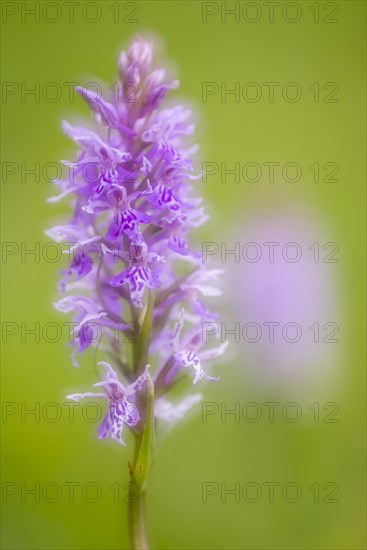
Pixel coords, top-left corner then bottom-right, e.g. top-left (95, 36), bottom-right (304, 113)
top-left (105, 185), bottom-right (153, 243)
top-left (48, 35), bottom-right (227, 550)
top-left (67, 362), bottom-right (150, 445)
top-left (110, 242), bottom-right (164, 308)
top-left (155, 310), bottom-right (228, 387)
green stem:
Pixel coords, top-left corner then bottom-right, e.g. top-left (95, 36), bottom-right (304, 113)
top-left (128, 495), bottom-right (148, 549)
top-left (132, 290), bottom-right (155, 374)
top-left (128, 439), bottom-right (149, 550)
top-left (128, 290), bottom-right (155, 550)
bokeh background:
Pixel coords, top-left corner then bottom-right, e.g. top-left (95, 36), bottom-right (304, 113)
top-left (1, 1), bottom-right (366, 549)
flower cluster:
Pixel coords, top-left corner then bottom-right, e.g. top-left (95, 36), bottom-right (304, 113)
top-left (47, 37), bottom-right (227, 446)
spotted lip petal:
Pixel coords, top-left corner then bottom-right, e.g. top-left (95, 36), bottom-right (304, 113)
top-left (66, 362), bottom-right (150, 445)
top-left (106, 208), bottom-right (151, 243)
top-left (110, 244), bottom-right (162, 308)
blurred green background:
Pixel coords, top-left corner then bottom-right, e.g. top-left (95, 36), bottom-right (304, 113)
top-left (1, 1), bottom-right (366, 549)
